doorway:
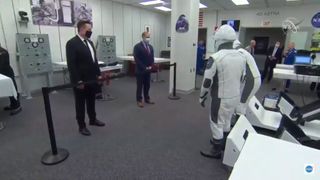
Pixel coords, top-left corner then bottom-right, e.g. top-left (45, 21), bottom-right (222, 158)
top-left (195, 28), bottom-right (208, 89)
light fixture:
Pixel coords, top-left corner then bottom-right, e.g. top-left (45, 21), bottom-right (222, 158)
top-left (199, 3), bottom-right (207, 8)
top-left (140, 0), bottom-right (164, 6)
top-left (231, 0), bottom-right (249, 5)
top-left (286, 0), bottom-right (300, 1)
top-left (154, 6), bottom-right (171, 12)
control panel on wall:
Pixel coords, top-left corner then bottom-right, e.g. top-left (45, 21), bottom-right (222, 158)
top-left (96, 35), bottom-right (117, 65)
top-left (16, 33), bottom-right (53, 75)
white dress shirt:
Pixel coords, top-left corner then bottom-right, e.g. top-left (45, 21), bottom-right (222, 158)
top-left (77, 34), bottom-right (95, 62)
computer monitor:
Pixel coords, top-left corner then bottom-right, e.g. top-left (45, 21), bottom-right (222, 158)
top-left (294, 55), bottom-right (311, 65)
top-left (221, 20), bottom-right (240, 32)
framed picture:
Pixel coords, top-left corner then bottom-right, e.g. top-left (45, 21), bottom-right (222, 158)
top-left (144, 25), bottom-right (151, 33)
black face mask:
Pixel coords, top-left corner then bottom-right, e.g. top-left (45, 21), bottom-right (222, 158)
top-left (85, 31), bottom-right (92, 39)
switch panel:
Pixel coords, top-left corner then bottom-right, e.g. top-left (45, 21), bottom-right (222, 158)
top-left (16, 33), bottom-right (53, 75)
top-left (96, 35), bottom-right (117, 65)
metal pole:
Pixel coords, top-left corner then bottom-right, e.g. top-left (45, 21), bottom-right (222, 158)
top-left (168, 62), bottom-right (180, 100)
top-left (42, 87), bottom-right (58, 155)
top-left (41, 87), bottom-right (69, 165)
top-left (173, 63), bottom-right (177, 96)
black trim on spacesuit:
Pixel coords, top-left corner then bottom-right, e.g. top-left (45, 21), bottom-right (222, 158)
top-left (218, 42), bottom-right (233, 50)
top-left (206, 57), bottom-right (214, 69)
top-left (203, 79), bottom-right (212, 88)
top-left (240, 64), bottom-right (254, 103)
top-left (210, 74), bottom-right (220, 124)
top-left (200, 92), bottom-right (208, 99)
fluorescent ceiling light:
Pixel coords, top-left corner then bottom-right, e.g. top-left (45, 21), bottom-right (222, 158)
top-left (232, 0), bottom-right (249, 5)
top-left (154, 6), bottom-right (171, 12)
top-left (140, 0), bottom-right (164, 6)
top-left (286, 0), bottom-right (300, 1)
top-left (199, 3), bottom-right (207, 8)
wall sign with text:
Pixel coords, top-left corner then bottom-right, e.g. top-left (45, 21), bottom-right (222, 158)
top-left (256, 11), bottom-right (279, 17)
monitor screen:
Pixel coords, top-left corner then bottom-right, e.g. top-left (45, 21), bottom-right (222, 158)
top-left (221, 20), bottom-right (240, 32)
top-left (294, 56), bottom-right (311, 65)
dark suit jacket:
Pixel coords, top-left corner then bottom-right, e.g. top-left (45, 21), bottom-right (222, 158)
top-left (0, 47), bottom-right (15, 77)
top-left (266, 46), bottom-right (283, 64)
top-left (133, 41), bottom-right (154, 74)
top-left (66, 36), bottom-right (101, 84)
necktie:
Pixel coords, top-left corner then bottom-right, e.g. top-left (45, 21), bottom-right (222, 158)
top-left (144, 43), bottom-right (150, 54)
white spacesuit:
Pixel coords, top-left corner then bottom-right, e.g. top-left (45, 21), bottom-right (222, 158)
top-left (199, 25), bottom-right (247, 159)
top-left (234, 40), bottom-right (261, 114)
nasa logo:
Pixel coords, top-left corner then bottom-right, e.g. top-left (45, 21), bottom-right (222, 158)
top-left (305, 164), bottom-right (314, 174)
top-left (311, 12), bottom-right (320, 28)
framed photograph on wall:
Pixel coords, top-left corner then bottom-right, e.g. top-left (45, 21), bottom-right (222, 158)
top-left (144, 25), bottom-right (151, 33)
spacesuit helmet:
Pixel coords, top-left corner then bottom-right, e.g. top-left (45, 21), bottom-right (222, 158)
top-left (214, 25), bottom-right (237, 51)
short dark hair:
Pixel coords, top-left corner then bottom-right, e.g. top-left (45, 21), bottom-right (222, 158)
top-left (141, 32), bottom-right (148, 38)
top-left (77, 20), bottom-right (92, 32)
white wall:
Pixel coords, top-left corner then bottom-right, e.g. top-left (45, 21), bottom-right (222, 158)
top-left (0, 0), bottom-right (168, 92)
top-left (200, 4), bottom-right (320, 51)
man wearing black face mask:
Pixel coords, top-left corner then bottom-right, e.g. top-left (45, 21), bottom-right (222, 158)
top-left (66, 20), bottom-right (105, 136)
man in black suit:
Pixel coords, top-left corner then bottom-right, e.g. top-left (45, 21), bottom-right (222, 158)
top-left (0, 44), bottom-right (22, 115)
top-left (133, 32), bottom-right (155, 108)
top-left (66, 20), bottom-right (105, 136)
top-left (262, 41), bottom-right (283, 82)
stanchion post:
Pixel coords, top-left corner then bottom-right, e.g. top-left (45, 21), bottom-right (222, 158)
top-left (169, 62), bottom-right (180, 100)
top-left (41, 87), bottom-right (69, 165)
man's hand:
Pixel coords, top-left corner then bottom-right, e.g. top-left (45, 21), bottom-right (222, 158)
top-left (77, 81), bottom-right (85, 90)
top-left (97, 76), bottom-right (103, 85)
top-left (199, 97), bottom-right (207, 108)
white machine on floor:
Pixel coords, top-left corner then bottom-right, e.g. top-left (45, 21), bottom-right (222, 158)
top-left (223, 115), bottom-right (257, 167)
top-left (246, 96), bottom-right (282, 131)
top-left (246, 93), bottom-right (320, 140)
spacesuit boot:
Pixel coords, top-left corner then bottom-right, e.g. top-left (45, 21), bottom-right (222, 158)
top-left (210, 132), bottom-right (229, 151)
top-left (201, 139), bottom-right (223, 159)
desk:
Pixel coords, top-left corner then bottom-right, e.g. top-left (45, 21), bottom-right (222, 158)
top-left (276, 64), bottom-right (294, 70)
top-left (229, 133), bottom-right (320, 180)
top-left (0, 74), bottom-right (17, 99)
top-left (53, 61), bottom-right (106, 69)
top-left (0, 74), bottom-right (17, 130)
top-left (273, 68), bottom-right (320, 82)
top-left (117, 56), bottom-right (170, 63)
top-left (117, 56), bottom-right (170, 82)
top-left (52, 61), bottom-right (122, 100)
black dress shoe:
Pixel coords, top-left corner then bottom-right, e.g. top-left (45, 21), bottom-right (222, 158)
top-left (79, 127), bottom-right (91, 136)
top-left (10, 106), bottom-right (22, 116)
top-left (145, 100), bottom-right (155, 104)
top-left (4, 106), bottom-right (14, 111)
top-left (89, 119), bottom-right (105, 127)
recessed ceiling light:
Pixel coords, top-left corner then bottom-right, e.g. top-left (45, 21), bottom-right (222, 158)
top-left (199, 3), bottom-right (207, 9)
top-left (154, 6), bottom-right (171, 12)
top-left (232, 0), bottom-right (249, 5)
top-left (286, 0), bottom-right (300, 1)
top-left (140, 0), bottom-right (164, 6)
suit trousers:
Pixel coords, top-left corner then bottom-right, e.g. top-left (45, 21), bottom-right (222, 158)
top-left (262, 58), bottom-right (277, 82)
top-left (73, 85), bottom-right (97, 128)
top-left (136, 72), bottom-right (151, 102)
top-left (8, 75), bottom-right (20, 108)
